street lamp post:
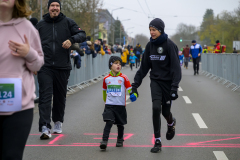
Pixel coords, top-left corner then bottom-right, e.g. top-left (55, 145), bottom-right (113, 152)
top-left (125, 27), bottom-right (134, 45)
top-left (111, 7), bottom-right (123, 45)
top-left (40, 0), bottom-right (42, 20)
top-left (128, 32), bottom-right (133, 46)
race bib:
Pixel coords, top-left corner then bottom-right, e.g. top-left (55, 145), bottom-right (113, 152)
top-left (107, 85), bottom-right (121, 96)
top-left (0, 78), bottom-right (22, 112)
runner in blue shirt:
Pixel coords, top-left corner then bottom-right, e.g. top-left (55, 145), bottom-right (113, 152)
top-left (129, 53), bottom-right (138, 70)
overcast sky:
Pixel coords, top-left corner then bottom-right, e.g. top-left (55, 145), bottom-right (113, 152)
top-left (102, 0), bottom-right (239, 39)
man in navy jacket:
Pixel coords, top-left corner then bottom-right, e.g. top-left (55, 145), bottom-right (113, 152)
top-left (190, 40), bottom-right (202, 75)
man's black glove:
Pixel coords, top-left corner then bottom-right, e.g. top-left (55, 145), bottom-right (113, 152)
top-left (170, 90), bottom-right (178, 100)
top-left (130, 87), bottom-right (139, 97)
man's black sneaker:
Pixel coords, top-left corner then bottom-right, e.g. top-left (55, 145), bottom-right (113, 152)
top-left (116, 138), bottom-right (124, 147)
top-left (166, 118), bottom-right (176, 140)
top-left (100, 141), bottom-right (108, 150)
top-left (150, 139), bottom-right (162, 153)
top-left (194, 72), bottom-right (196, 75)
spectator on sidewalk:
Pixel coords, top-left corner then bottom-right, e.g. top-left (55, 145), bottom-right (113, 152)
top-left (87, 41), bottom-right (97, 58)
top-left (116, 45), bottom-right (123, 55)
top-left (105, 44), bottom-right (112, 55)
top-left (190, 40), bottom-right (202, 75)
top-left (182, 44), bottom-right (190, 69)
top-left (203, 45), bottom-right (208, 53)
top-left (80, 36), bottom-right (91, 52)
top-left (98, 39), bottom-right (105, 55)
top-left (94, 39), bottom-right (101, 54)
top-left (36, 0), bottom-right (86, 139)
top-left (109, 43), bottom-right (115, 54)
top-left (213, 40), bottom-right (221, 54)
top-left (233, 48), bottom-right (238, 53)
top-left (0, 0), bottom-right (44, 159)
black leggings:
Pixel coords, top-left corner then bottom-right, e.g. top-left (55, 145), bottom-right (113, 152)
top-left (0, 109), bottom-right (33, 160)
top-left (130, 63), bottom-right (133, 70)
top-left (152, 100), bottom-right (173, 138)
top-left (102, 121), bottom-right (124, 141)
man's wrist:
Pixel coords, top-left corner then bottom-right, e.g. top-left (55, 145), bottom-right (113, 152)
top-left (68, 38), bottom-right (75, 45)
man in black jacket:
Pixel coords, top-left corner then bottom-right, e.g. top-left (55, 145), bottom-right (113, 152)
top-left (131, 18), bottom-right (181, 153)
top-left (36, 0), bottom-right (86, 139)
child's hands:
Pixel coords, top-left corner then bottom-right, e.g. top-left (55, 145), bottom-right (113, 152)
top-left (130, 93), bottom-right (137, 102)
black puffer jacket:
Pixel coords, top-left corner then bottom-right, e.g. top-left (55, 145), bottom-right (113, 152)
top-left (36, 13), bottom-right (86, 70)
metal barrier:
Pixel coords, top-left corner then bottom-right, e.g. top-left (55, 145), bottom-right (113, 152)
top-left (201, 53), bottom-right (240, 92)
top-left (35, 53), bottom-right (121, 96)
top-left (68, 53), bottom-right (120, 92)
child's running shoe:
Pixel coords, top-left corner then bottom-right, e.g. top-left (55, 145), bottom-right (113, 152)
top-left (116, 138), bottom-right (124, 147)
top-left (150, 139), bottom-right (162, 153)
top-left (166, 118), bottom-right (176, 140)
top-left (100, 141), bottom-right (108, 150)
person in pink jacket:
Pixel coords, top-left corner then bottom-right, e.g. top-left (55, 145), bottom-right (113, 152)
top-left (0, 0), bottom-right (44, 159)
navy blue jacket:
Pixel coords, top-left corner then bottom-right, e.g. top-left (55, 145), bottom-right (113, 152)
top-left (190, 44), bottom-right (202, 58)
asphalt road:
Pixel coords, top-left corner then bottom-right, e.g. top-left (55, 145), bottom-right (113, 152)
top-left (24, 62), bottom-right (240, 160)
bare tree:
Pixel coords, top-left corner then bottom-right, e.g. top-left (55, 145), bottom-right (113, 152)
top-left (28, 0), bottom-right (103, 38)
top-left (170, 23), bottom-right (199, 49)
top-left (134, 34), bottom-right (149, 47)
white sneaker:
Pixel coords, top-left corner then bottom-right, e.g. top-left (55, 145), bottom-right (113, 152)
top-left (53, 121), bottom-right (62, 133)
top-left (40, 126), bottom-right (52, 140)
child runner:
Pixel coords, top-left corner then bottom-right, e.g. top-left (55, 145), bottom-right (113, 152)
top-left (131, 18), bottom-right (182, 153)
top-left (129, 53), bottom-right (138, 70)
top-left (100, 56), bottom-right (137, 150)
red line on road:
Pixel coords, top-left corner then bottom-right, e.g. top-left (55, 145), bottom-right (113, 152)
top-left (94, 138), bottom-right (117, 139)
top-left (177, 134), bottom-right (240, 136)
top-left (48, 134), bottom-right (65, 145)
top-left (84, 133), bottom-right (118, 135)
top-left (187, 137), bottom-right (240, 146)
top-left (27, 133), bottom-right (240, 148)
top-left (25, 145), bottom-right (240, 148)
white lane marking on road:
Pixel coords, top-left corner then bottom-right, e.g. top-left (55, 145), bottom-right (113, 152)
top-left (182, 96), bottom-right (192, 104)
top-left (213, 151), bottom-right (229, 160)
top-left (192, 113), bottom-right (208, 128)
top-left (178, 87), bottom-right (183, 91)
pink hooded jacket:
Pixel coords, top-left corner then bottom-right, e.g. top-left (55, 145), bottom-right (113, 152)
top-left (0, 18), bottom-right (44, 115)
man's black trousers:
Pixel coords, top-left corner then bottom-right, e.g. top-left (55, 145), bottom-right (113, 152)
top-left (192, 57), bottom-right (200, 73)
top-left (38, 67), bottom-right (70, 131)
top-left (150, 79), bottom-right (173, 138)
